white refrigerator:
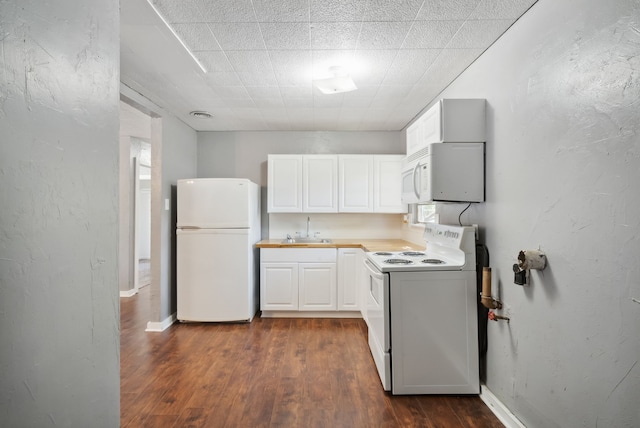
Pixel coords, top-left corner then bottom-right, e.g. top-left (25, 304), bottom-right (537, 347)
top-left (176, 178), bottom-right (261, 322)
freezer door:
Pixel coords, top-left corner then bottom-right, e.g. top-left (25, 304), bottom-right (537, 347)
top-left (177, 178), bottom-right (258, 228)
top-left (177, 229), bottom-right (257, 322)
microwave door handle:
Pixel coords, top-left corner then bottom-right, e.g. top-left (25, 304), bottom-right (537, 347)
top-left (412, 161), bottom-right (421, 200)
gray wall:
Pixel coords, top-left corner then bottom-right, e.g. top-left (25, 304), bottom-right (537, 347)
top-left (436, 0), bottom-right (640, 426)
top-left (197, 131), bottom-right (404, 184)
top-left (0, 0), bottom-right (120, 426)
top-left (155, 117), bottom-right (198, 321)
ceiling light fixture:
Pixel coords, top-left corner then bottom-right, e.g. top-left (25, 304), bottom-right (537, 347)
top-left (189, 111), bottom-right (213, 119)
top-left (313, 66), bottom-right (357, 95)
top-left (146, 0), bottom-right (207, 73)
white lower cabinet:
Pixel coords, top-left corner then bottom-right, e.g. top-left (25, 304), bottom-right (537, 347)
top-left (337, 248), bottom-right (361, 311)
top-left (299, 263), bottom-right (337, 310)
top-left (260, 248), bottom-right (338, 312)
top-left (260, 263), bottom-right (299, 310)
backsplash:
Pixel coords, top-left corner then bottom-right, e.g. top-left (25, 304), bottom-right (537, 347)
top-left (268, 213), bottom-right (406, 240)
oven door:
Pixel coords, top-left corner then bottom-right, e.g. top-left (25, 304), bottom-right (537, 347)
top-left (363, 259), bottom-right (391, 391)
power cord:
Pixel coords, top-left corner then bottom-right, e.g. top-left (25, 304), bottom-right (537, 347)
top-left (458, 202), bottom-right (472, 226)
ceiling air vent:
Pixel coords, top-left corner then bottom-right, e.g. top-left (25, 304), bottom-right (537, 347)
top-left (189, 111), bottom-right (213, 119)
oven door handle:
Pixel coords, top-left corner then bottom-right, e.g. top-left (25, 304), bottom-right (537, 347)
top-left (364, 259), bottom-right (385, 280)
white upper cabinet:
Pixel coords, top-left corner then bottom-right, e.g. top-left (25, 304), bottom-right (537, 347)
top-left (302, 155), bottom-right (338, 212)
top-left (407, 99), bottom-right (486, 159)
top-left (269, 154), bottom-right (405, 213)
top-left (339, 155), bottom-right (374, 212)
top-left (267, 155), bottom-right (303, 212)
top-left (373, 155), bottom-right (406, 213)
top-left (268, 154), bottom-right (338, 213)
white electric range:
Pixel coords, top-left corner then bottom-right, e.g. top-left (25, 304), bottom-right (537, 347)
top-left (363, 223), bottom-right (480, 395)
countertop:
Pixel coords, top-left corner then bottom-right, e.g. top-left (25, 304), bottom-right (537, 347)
top-left (255, 239), bottom-right (424, 253)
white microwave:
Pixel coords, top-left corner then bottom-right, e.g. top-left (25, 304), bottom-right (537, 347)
top-left (401, 142), bottom-right (485, 204)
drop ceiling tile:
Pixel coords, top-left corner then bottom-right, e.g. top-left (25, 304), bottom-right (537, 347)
top-left (357, 22), bottom-right (413, 49)
top-left (312, 50), bottom-right (357, 78)
top-left (363, 0), bottom-right (424, 21)
top-left (197, 0), bottom-right (256, 22)
top-left (269, 50), bottom-right (312, 70)
top-left (383, 49), bottom-right (440, 84)
top-left (260, 108), bottom-right (289, 122)
top-left (311, 22), bottom-right (361, 50)
top-left (208, 23), bottom-right (266, 50)
top-left (374, 85), bottom-right (413, 100)
top-left (214, 86), bottom-right (252, 99)
top-left (172, 24), bottom-right (221, 51)
top-left (280, 86), bottom-right (313, 98)
top-left (350, 50), bottom-right (397, 85)
top-left (313, 93), bottom-right (346, 108)
top-left (246, 86), bottom-right (282, 99)
top-left (237, 71), bottom-right (279, 86)
top-left (447, 19), bottom-right (513, 48)
top-left (203, 71), bottom-right (243, 86)
top-left (402, 21), bottom-right (464, 49)
top-left (252, 0), bottom-right (310, 22)
top-left (341, 95), bottom-right (373, 108)
top-left (310, 0), bottom-right (368, 22)
top-left (151, 0), bottom-right (203, 23)
top-left (261, 23), bottom-right (311, 50)
top-left (417, 48), bottom-right (484, 86)
top-left (195, 51), bottom-right (235, 72)
top-left (274, 68), bottom-right (311, 86)
top-left (252, 98), bottom-right (286, 108)
top-left (283, 97), bottom-right (314, 108)
top-left (470, 0), bottom-right (537, 19)
top-left (416, 0), bottom-right (480, 20)
top-left (219, 98), bottom-right (257, 108)
top-left (226, 50), bottom-right (272, 72)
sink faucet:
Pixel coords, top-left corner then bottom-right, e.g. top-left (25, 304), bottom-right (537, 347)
top-left (306, 216), bottom-right (310, 238)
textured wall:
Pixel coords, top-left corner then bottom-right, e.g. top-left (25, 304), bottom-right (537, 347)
top-left (435, 0), bottom-right (640, 426)
top-left (0, 0), bottom-right (120, 426)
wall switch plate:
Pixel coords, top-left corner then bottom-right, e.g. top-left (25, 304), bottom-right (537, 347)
top-left (164, 198), bottom-right (170, 211)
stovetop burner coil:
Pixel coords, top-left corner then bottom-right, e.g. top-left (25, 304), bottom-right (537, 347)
top-left (400, 251), bottom-right (425, 256)
top-left (374, 252), bottom-right (393, 256)
top-left (384, 258), bottom-right (414, 265)
top-left (422, 259), bottom-right (445, 264)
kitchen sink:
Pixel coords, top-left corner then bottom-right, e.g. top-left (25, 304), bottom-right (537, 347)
top-left (281, 237), bottom-right (332, 244)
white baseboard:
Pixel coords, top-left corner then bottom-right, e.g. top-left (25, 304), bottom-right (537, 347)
top-left (145, 313), bottom-right (177, 332)
top-left (260, 311), bottom-right (363, 319)
top-left (480, 385), bottom-right (526, 428)
top-left (120, 288), bottom-right (137, 298)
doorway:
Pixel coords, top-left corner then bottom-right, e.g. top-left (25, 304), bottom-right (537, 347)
top-left (119, 101), bottom-right (153, 297)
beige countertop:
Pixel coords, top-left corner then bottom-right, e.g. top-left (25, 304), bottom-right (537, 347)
top-left (255, 238), bottom-right (424, 253)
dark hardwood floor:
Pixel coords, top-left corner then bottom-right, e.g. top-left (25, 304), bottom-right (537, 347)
top-left (121, 287), bottom-right (503, 428)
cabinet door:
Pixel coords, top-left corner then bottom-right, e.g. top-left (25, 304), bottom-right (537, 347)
top-left (339, 155), bottom-right (373, 212)
top-left (422, 102), bottom-right (442, 146)
top-left (337, 248), bottom-right (360, 310)
top-left (303, 155), bottom-right (338, 212)
top-left (299, 263), bottom-right (337, 311)
top-left (405, 117), bottom-right (424, 158)
top-left (373, 155), bottom-right (407, 213)
top-left (268, 155), bottom-right (303, 213)
top-left (260, 263), bottom-right (299, 310)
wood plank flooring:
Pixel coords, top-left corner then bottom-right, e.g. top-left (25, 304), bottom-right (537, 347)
top-left (121, 287), bottom-right (503, 428)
